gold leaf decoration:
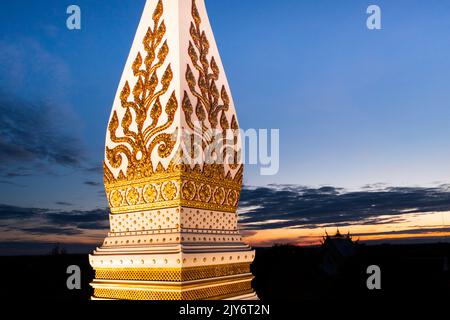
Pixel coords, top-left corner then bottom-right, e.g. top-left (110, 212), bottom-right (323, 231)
top-left (132, 52), bottom-right (143, 76)
top-left (126, 188), bottom-right (140, 206)
top-left (102, 0), bottom-right (244, 214)
top-left (110, 190), bottom-right (123, 208)
top-left (227, 190), bottom-right (238, 206)
top-left (231, 115), bottom-right (238, 130)
top-left (191, 0), bottom-right (201, 26)
top-left (196, 100), bottom-right (206, 122)
top-left (182, 181), bottom-right (196, 200)
top-left (199, 184), bottom-right (212, 202)
top-left (158, 41), bottom-right (169, 62)
top-left (214, 187), bottom-right (225, 205)
top-left (152, 0), bottom-right (163, 22)
top-left (184, 0), bottom-right (231, 129)
top-left (181, 0), bottom-right (242, 178)
top-left (105, 0), bottom-right (178, 184)
top-left (143, 184), bottom-right (157, 203)
top-left (163, 181), bottom-right (177, 201)
top-left (220, 111), bottom-right (229, 130)
top-left (182, 92), bottom-right (193, 116)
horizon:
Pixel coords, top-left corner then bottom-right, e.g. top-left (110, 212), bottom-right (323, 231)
top-left (2, 234), bottom-right (449, 257)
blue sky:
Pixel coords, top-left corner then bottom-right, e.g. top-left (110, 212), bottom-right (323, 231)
top-left (1, 0), bottom-right (450, 252)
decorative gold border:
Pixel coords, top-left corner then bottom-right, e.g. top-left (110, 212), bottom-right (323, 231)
top-left (92, 279), bottom-right (253, 300)
top-left (94, 263), bottom-right (251, 282)
top-left (106, 173), bottom-right (241, 214)
top-left (105, 0), bottom-right (179, 185)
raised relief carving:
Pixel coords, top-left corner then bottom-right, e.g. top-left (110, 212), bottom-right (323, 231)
top-left (103, 0), bottom-right (243, 215)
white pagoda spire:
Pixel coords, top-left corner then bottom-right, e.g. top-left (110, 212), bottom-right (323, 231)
top-left (90, 0), bottom-right (257, 300)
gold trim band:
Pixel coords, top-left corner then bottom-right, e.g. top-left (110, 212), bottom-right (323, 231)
top-left (93, 280), bottom-right (253, 300)
top-left (94, 263), bottom-right (251, 282)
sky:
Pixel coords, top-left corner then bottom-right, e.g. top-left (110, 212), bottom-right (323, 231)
top-left (0, 0), bottom-right (450, 254)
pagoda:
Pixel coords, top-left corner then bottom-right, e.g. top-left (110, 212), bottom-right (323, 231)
top-left (89, 0), bottom-right (257, 300)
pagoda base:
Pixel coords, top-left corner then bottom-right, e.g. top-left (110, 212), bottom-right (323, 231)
top-left (89, 205), bottom-right (257, 300)
top-left (89, 242), bottom-right (257, 300)
top-left (90, 274), bottom-right (254, 300)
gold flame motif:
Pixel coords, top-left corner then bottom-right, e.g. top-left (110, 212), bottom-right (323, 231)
top-left (105, 0), bottom-right (177, 184)
top-left (103, 0), bottom-right (243, 214)
top-left (182, 0), bottom-right (240, 168)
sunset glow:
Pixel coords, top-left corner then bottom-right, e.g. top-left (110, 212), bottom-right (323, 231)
top-left (243, 211), bottom-right (450, 246)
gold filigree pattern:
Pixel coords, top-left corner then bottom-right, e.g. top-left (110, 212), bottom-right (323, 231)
top-left (182, 0), bottom-right (241, 170)
top-left (199, 184), bottom-right (212, 202)
top-left (227, 190), bottom-right (238, 207)
top-left (162, 181), bottom-right (177, 200)
top-left (110, 190), bottom-right (123, 208)
top-left (93, 279), bottom-right (253, 300)
top-left (143, 184), bottom-right (157, 203)
top-left (94, 263), bottom-right (251, 282)
top-left (214, 187), bottom-right (225, 205)
top-left (182, 181), bottom-right (196, 200)
top-left (105, 0), bottom-right (178, 184)
top-left (126, 188), bottom-right (140, 205)
top-left (184, 0), bottom-right (230, 129)
top-left (102, 0), bottom-right (244, 214)
top-left (106, 154), bottom-right (243, 214)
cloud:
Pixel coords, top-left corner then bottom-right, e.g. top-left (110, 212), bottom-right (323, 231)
top-left (0, 204), bottom-right (109, 237)
top-left (0, 204), bottom-right (47, 220)
top-left (351, 226), bottom-right (450, 237)
top-left (54, 202), bottom-right (73, 206)
top-left (2, 171), bottom-right (32, 178)
top-left (0, 180), bottom-right (25, 187)
top-left (0, 38), bottom-right (86, 178)
top-left (45, 209), bottom-right (108, 227)
top-left (0, 92), bottom-right (84, 174)
top-left (84, 165), bottom-right (103, 175)
top-left (0, 38), bottom-right (71, 98)
top-left (84, 181), bottom-right (101, 187)
top-left (239, 185), bottom-right (450, 230)
top-left (21, 226), bottom-right (80, 236)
